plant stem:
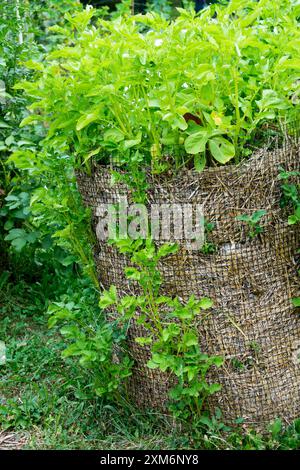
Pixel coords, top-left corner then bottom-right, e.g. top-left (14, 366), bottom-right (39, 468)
top-left (233, 68), bottom-right (241, 164)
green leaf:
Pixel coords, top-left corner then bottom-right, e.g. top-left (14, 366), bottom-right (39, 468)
top-left (184, 130), bottom-right (209, 155)
top-left (5, 233), bottom-right (29, 251)
top-left (20, 114), bottom-right (43, 127)
top-left (208, 137), bottom-right (235, 164)
top-left (147, 359), bottom-right (159, 369)
top-left (292, 297), bottom-right (300, 307)
top-left (256, 89), bottom-right (288, 111)
top-left (135, 336), bottom-right (153, 345)
top-left (61, 343), bottom-right (82, 358)
top-left (0, 120), bottom-right (11, 129)
top-left (60, 325), bottom-right (81, 339)
top-left (24, 60), bottom-right (44, 71)
top-left (99, 285), bottom-right (117, 309)
top-left (5, 135), bottom-right (14, 146)
top-left (198, 415), bottom-right (213, 428)
top-left (124, 267), bottom-right (141, 280)
top-left (4, 228), bottom-right (26, 241)
top-left (212, 356), bottom-right (224, 367)
top-left (182, 332), bottom-right (198, 348)
top-left (172, 114), bottom-right (188, 131)
top-left (95, 387), bottom-right (107, 397)
top-left (277, 58), bottom-right (300, 71)
top-left (185, 365), bottom-right (198, 382)
top-left (251, 210), bottom-right (267, 224)
top-left (103, 128), bottom-right (124, 143)
top-left (82, 147), bottom-right (101, 165)
top-left (194, 153), bottom-right (206, 172)
top-left (65, 9), bottom-right (94, 31)
top-left (199, 297), bottom-right (213, 310)
top-left (157, 243), bottom-right (179, 258)
top-left (269, 418), bottom-right (282, 437)
top-left (120, 295), bottom-right (137, 309)
top-left (166, 323), bottom-right (181, 337)
top-left (207, 383), bottom-right (222, 394)
top-left (124, 132), bottom-right (142, 149)
top-left (288, 214), bottom-right (299, 225)
top-left (76, 110), bottom-right (100, 131)
top-left (236, 214), bottom-right (250, 222)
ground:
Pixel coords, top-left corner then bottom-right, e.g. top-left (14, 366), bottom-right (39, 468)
top-left (0, 260), bottom-right (180, 450)
top-left (1, 256), bottom-right (300, 450)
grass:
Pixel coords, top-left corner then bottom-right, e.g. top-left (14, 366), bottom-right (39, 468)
top-left (1, 254), bottom-right (300, 450)
top-left (0, 256), bottom-right (180, 450)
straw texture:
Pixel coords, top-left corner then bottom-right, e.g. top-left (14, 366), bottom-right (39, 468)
top-left (77, 140), bottom-right (300, 428)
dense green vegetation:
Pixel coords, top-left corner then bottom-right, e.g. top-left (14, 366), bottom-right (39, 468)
top-left (17, 0), bottom-right (300, 176)
top-left (1, 0), bottom-right (300, 450)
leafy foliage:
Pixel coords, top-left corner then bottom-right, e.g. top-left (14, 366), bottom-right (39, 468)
top-left (0, 0), bottom-right (82, 188)
top-left (0, 1), bottom-right (97, 279)
top-left (279, 167), bottom-right (300, 225)
top-left (17, 0), bottom-right (300, 178)
top-left (6, 148), bottom-right (98, 285)
top-left (99, 238), bottom-right (223, 420)
top-left (236, 209), bottom-right (267, 239)
top-left (47, 296), bottom-right (132, 401)
top-left (279, 166), bottom-right (300, 308)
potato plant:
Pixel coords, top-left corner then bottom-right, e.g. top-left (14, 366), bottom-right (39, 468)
top-left (18, 0), bottom-right (300, 175)
top-left (99, 238), bottom-right (223, 419)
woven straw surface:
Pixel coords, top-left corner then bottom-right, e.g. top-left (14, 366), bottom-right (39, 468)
top-left (0, 187), bottom-right (8, 271)
top-left (77, 141), bottom-right (300, 427)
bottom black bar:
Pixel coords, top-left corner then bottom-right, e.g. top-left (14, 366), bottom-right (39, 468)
top-left (0, 450), bottom-right (299, 466)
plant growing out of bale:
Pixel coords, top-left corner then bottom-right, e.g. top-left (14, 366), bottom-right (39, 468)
top-left (278, 167), bottom-right (300, 309)
top-left (236, 210), bottom-right (267, 240)
top-left (200, 220), bottom-right (217, 254)
top-left (279, 168), bottom-right (300, 226)
top-left (99, 238), bottom-right (223, 419)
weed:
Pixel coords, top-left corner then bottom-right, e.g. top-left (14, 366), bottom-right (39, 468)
top-left (236, 210), bottom-right (267, 239)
